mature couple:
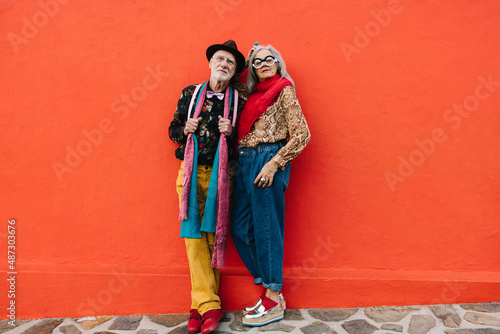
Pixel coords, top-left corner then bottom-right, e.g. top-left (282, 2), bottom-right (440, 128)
top-left (169, 40), bottom-right (311, 334)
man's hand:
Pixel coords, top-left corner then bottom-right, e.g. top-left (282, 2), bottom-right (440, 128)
top-left (183, 117), bottom-right (203, 136)
top-left (218, 115), bottom-right (232, 136)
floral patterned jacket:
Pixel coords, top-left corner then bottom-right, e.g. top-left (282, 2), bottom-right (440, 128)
top-left (169, 84), bottom-right (247, 166)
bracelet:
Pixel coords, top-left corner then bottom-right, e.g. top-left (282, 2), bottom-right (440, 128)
top-left (266, 163), bottom-right (278, 173)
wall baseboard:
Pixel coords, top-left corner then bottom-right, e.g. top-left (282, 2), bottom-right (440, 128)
top-left (8, 264), bottom-right (500, 319)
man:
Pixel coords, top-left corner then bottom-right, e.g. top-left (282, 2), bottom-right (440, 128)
top-left (169, 40), bottom-right (246, 334)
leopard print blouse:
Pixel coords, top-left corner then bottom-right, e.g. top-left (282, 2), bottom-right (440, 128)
top-left (239, 86), bottom-right (311, 169)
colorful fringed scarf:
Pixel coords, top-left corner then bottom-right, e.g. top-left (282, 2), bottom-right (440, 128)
top-left (237, 74), bottom-right (292, 143)
top-left (179, 80), bottom-right (238, 269)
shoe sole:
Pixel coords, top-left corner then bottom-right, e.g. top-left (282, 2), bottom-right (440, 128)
top-left (188, 326), bottom-right (201, 334)
top-left (243, 306), bottom-right (286, 316)
top-left (242, 313), bottom-right (284, 327)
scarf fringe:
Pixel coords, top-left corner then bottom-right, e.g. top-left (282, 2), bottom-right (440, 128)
top-left (211, 238), bottom-right (228, 269)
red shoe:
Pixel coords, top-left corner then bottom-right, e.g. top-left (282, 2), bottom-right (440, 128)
top-left (201, 309), bottom-right (223, 334)
top-left (188, 309), bottom-right (202, 334)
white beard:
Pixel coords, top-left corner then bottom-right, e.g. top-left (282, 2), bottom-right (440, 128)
top-left (212, 70), bottom-right (232, 82)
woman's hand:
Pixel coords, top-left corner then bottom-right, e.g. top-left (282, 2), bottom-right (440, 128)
top-left (218, 115), bottom-right (232, 136)
top-left (254, 160), bottom-right (279, 188)
top-left (245, 44), bottom-right (258, 68)
top-left (183, 117), bottom-right (202, 136)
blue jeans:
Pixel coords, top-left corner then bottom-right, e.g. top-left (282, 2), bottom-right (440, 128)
top-left (230, 141), bottom-right (291, 291)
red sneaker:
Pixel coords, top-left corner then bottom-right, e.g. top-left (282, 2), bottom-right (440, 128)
top-left (188, 309), bottom-right (202, 334)
top-left (201, 309), bottom-right (224, 334)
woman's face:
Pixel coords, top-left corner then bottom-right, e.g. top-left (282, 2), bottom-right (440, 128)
top-left (253, 49), bottom-right (279, 82)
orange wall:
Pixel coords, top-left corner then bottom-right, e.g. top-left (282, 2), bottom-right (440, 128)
top-left (1, 0), bottom-right (500, 319)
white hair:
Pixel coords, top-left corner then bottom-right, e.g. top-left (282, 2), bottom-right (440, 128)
top-left (247, 45), bottom-right (295, 92)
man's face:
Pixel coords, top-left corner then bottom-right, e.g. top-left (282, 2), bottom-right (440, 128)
top-left (209, 50), bottom-right (237, 82)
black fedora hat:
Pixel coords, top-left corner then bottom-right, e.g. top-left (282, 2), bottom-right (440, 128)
top-left (206, 40), bottom-right (245, 74)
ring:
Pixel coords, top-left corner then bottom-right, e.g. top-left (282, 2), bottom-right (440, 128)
top-left (260, 177), bottom-right (266, 183)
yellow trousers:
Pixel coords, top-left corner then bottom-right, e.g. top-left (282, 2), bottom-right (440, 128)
top-left (176, 161), bottom-right (234, 314)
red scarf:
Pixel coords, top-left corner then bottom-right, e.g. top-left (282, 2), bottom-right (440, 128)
top-left (237, 75), bottom-right (292, 143)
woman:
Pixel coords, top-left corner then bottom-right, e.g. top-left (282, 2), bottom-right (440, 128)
top-left (231, 44), bottom-right (311, 327)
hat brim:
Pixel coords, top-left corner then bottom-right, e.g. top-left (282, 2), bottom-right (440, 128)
top-left (206, 44), bottom-right (246, 75)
